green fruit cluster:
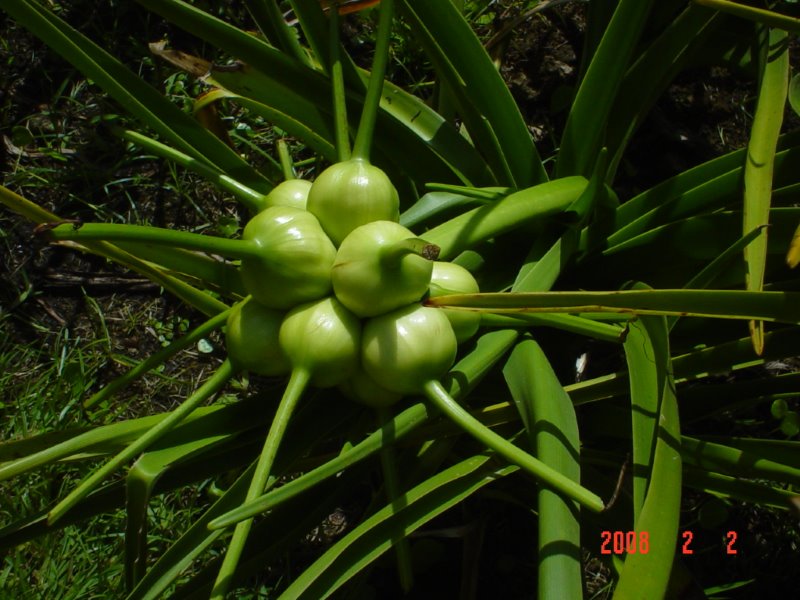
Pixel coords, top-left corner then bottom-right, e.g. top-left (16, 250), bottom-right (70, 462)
top-left (225, 165), bottom-right (481, 406)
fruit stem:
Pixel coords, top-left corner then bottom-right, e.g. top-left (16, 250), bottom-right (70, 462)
top-left (377, 406), bottom-right (415, 592)
top-left (277, 138), bottom-right (296, 181)
top-left (42, 222), bottom-right (261, 260)
top-left (114, 127), bottom-right (269, 213)
top-left (48, 359), bottom-right (235, 525)
top-left (422, 379), bottom-right (606, 513)
top-left (329, 7), bottom-right (352, 162)
top-left (351, 0), bottom-right (395, 162)
top-left (380, 237), bottom-right (440, 267)
top-left (211, 367), bottom-right (311, 600)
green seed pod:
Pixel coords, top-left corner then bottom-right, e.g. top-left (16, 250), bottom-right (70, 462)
top-left (339, 368), bottom-right (404, 408)
top-left (264, 179), bottom-right (312, 211)
top-left (240, 206), bottom-right (336, 309)
top-left (225, 299), bottom-right (291, 376)
top-left (362, 304), bottom-right (457, 395)
top-left (429, 261), bottom-right (481, 343)
top-left (332, 221), bottom-right (439, 318)
top-left (279, 297), bottom-right (361, 388)
top-left (306, 159), bottom-right (400, 245)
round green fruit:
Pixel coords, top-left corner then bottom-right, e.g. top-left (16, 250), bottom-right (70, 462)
top-left (264, 179), bottom-right (312, 211)
top-left (429, 261), bottom-right (481, 343)
top-left (362, 304), bottom-right (457, 395)
top-left (225, 299), bottom-right (291, 376)
top-left (306, 159), bottom-right (400, 245)
top-left (240, 206), bottom-right (336, 309)
top-left (332, 221), bottom-right (438, 318)
top-left (339, 369), bottom-right (404, 408)
top-left (279, 297), bottom-right (361, 388)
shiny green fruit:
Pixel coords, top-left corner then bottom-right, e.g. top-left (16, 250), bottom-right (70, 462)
top-left (264, 179), bottom-right (312, 211)
top-left (225, 299), bottom-right (290, 376)
top-left (306, 159), bottom-right (400, 245)
top-left (429, 261), bottom-right (481, 343)
top-left (240, 206), bottom-right (336, 309)
top-left (339, 369), bottom-right (404, 408)
top-left (362, 305), bottom-right (457, 395)
top-left (332, 221), bottom-right (438, 318)
top-left (279, 297), bottom-right (361, 388)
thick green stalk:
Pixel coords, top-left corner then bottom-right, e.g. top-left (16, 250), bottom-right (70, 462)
top-left (116, 128), bottom-right (268, 213)
top-left (380, 237), bottom-right (440, 266)
top-left (84, 308), bottom-right (232, 409)
top-left (329, 7), bottom-right (352, 162)
top-left (352, 0), bottom-right (395, 161)
top-left (376, 406), bottom-right (414, 593)
top-left (45, 222), bottom-right (260, 260)
top-left (210, 368), bottom-right (311, 600)
top-left (422, 380), bottom-right (605, 513)
top-left (277, 138), bottom-right (296, 181)
top-left (48, 359), bottom-right (235, 524)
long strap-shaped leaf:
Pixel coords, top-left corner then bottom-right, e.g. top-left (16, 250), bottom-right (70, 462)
top-left (504, 339), bottom-right (583, 599)
top-left (125, 427), bottom-right (234, 590)
top-left (397, 0), bottom-right (546, 187)
top-left (427, 289), bottom-right (800, 324)
top-left (613, 315), bottom-right (681, 599)
top-left (424, 177), bottom-right (588, 259)
top-left (605, 2), bottom-right (720, 180)
top-left (556, 0), bottom-right (656, 178)
top-left (744, 27), bottom-right (789, 354)
top-left (623, 303), bottom-right (670, 518)
top-left (138, 0), bottom-right (489, 186)
top-left (279, 454), bottom-right (517, 599)
top-left (610, 129), bottom-right (800, 232)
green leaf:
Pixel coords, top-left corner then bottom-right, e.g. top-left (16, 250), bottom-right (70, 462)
top-left (48, 361), bottom-right (235, 525)
top-left (139, 0), bottom-right (491, 187)
top-left (556, 0), bottom-right (656, 178)
top-left (503, 340), bottom-right (583, 599)
top-left (278, 454), bottom-right (517, 599)
top-left (693, 0), bottom-right (800, 32)
top-left (789, 72), bottom-right (800, 117)
top-left (125, 427), bottom-right (234, 590)
top-left (743, 27), bottom-right (789, 354)
top-left (623, 307), bottom-right (671, 518)
top-left (427, 289), bottom-right (800, 324)
top-left (424, 177), bottom-right (588, 259)
top-left (613, 316), bottom-right (681, 600)
top-left (397, 0), bottom-right (546, 187)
